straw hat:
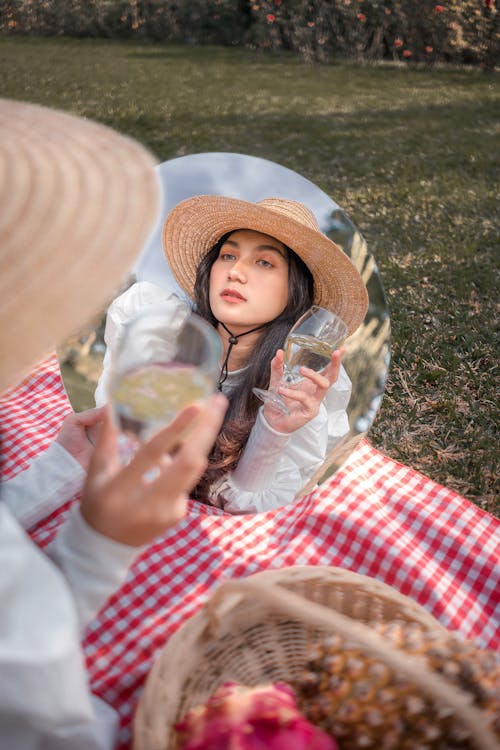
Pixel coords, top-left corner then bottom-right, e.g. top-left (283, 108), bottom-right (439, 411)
top-left (163, 195), bottom-right (368, 336)
top-left (0, 99), bottom-right (160, 393)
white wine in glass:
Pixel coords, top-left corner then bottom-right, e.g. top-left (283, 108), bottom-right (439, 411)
top-left (253, 305), bottom-right (347, 415)
top-left (108, 305), bottom-right (222, 458)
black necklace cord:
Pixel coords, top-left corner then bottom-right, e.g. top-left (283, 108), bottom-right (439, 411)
top-left (217, 320), bottom-right (272, 390)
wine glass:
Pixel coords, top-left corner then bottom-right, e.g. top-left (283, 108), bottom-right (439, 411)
top-left (252, 305), bottom-right (348, 416)
top-left (108, 303), bottom-right (222, 462)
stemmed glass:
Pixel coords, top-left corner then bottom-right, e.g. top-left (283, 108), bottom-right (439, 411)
top-left (108, 304), bottom-right (222, 462)
top-left (252, 305), bottom-right (348, 416)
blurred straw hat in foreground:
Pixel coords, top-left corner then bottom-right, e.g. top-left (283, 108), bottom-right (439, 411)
top-left (0, 99), bottom-right (160, 393)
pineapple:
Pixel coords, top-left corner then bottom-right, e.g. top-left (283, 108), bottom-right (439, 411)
top-left (293, 621), bottom-right (500, 749)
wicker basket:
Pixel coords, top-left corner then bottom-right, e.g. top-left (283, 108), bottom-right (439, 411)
top-left (133, 565), bottom-right (498, 750)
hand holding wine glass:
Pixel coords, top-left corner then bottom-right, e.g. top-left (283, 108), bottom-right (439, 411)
top-left (80, 395), bottom-right (227, 547)
top-left (108, 304), bottom-right (222, 462)
top-left (253, 305), bottom-right (348, 430)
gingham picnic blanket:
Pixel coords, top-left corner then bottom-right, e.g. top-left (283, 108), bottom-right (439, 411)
top-left (1, 355), bottom-right (499, 750)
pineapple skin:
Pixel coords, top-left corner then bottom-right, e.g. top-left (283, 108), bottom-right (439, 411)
top-left (294, 622), bottom-right (500, 749)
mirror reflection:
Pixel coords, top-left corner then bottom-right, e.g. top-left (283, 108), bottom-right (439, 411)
top-left (59, 153), bottom-right (390, 487)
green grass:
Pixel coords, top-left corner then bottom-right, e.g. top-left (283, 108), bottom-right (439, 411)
top-left (1, 37), bottom-right (498, 515)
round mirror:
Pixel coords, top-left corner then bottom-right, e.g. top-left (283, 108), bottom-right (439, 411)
top-left (59, 153), bottom-right (390, 482)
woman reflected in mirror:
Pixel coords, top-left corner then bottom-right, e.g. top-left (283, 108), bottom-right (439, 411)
top-left (95, 196), bottom-right (368, 514)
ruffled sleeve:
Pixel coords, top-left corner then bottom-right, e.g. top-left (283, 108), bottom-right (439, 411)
top-left (209, 365), bottom-right (352, 514)
top-left (209, 405), bottom-right (330, 514)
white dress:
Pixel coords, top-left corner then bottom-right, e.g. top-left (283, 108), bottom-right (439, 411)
top-left (0, 454), bottom-right (141, 749)
top-left (95, 281), bottom-right (352, 514)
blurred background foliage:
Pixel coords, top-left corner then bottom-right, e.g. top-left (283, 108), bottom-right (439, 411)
top-left (2, 0), bottom-right (498, 69)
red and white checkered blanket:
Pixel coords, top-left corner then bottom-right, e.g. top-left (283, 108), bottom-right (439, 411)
top-left (1, 355), bottom-right (499, 750)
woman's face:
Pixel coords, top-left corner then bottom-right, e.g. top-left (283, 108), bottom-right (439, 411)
top-left (209, 229), bottom-right (289, 334)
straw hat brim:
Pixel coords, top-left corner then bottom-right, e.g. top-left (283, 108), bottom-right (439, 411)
top-left (163, 195), bottom-right (368, 336)
top-left (0, 99), bottom-right (159, 393)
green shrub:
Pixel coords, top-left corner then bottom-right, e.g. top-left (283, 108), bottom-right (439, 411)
top-left (1, 0), bottom-right (498, 67)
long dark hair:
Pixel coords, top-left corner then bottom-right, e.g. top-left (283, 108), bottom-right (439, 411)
top-left (192, 231), bottom-right (314, 501)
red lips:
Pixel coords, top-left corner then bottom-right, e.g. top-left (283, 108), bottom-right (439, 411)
top-left (221, 288), bottom-right (246, 301)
